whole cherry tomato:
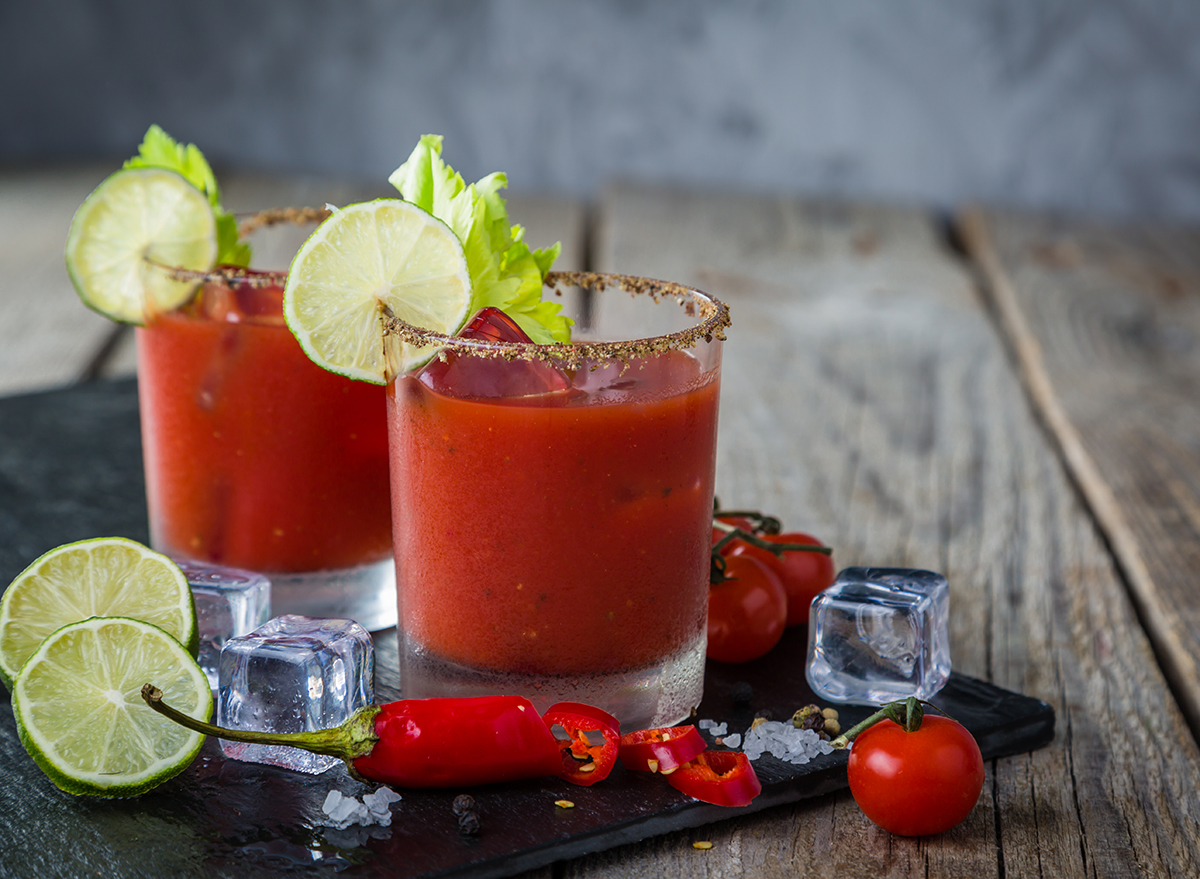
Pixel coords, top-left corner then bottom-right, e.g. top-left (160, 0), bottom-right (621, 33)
top-left (706, 555), bottom-right (787, 663)
top-left (729, 531), bottom-right (834, 625)
top-left (847, 715), bottom-right (985, 837)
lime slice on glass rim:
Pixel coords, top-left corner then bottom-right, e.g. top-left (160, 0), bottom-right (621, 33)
top-left (64, 166), bottom-right (218, 324)
top-left (283, 199), bottom-right (472, 383)
top-left (0, 537), bottom-right (198, 689)
top-left (12, 616), bottom-right (211, 797)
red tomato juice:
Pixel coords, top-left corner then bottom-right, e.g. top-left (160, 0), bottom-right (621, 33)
top-left (387, 349), bottom-right (720, 677)
top-left (137, 279), bottom-right (392, 573)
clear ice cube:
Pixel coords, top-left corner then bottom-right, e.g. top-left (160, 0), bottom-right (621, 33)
top-left (418, 307), bottom-right (571, 399)
top-left (175, 559), bottom-right (271, 690)
top-left (806, 567), bottom-right (950, 704)
top-left (218, 614), bottom-right (374, 774)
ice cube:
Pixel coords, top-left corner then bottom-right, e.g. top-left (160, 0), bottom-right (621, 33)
top-left (196, 273), bottom-right (285, 323)
top-left (418, 307), bottom-right (571, 399)
top-left (218, 614), bottom-right (374, 774)
top-left (175, 559), bottom-right (271, 690)
top-left (806, 567), bottom-right (950, 704)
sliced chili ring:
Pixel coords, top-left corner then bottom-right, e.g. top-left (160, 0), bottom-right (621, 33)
top-left (667, 750), bottom-right (762, 807)
top-left (619, 725), bottom-right (707, 774)
top-left (542, 702), bottom-right (621, 787)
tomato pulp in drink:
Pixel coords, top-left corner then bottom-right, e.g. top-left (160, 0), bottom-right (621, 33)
top-left (137, 276), bottom-right (392, 573)
top-left (388, 343), bottom-right (720, 677)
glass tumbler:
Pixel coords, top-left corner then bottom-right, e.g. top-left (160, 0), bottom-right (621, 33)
top-left (137, 212), bottom-right (395, 630)
top-left (385, 272), bottom-right (730, 730)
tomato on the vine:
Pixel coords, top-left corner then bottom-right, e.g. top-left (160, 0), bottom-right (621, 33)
top-left (729, 531), bottom-right (834, 625)
top-left (847, 715), bottom-right (984, 837)
top-left (706, 555), bottom-right (787, 663)
top-left (711, 515), bottom-right (755, 547)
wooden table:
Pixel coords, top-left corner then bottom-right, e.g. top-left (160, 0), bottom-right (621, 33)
top-left (2, 166), bottom-right (1198, 877)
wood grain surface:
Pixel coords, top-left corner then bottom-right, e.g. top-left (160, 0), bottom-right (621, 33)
top-left (574, 185), bottom-right (1200, 877)
top-left (0, 165), bottom-right (120, 394)
top-left (959, 208), bottom-right (1200, 744)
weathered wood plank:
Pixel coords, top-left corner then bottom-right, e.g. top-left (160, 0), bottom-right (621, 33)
top-left (0, 165), bottom-right (119, 395)
top-left (957, 208), bottom-right (1200, 741)
top-left (568, 185), bottom-right (1200, 877)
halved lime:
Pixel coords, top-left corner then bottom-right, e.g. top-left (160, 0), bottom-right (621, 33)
top-left (64, 167), bottom-right (218, 324)
top-left (0, 537), bottom-right (197, 689)
top-left (283, 199), bottom-right (472, 383)
top-left (12, 616), bottom-right (211, 797)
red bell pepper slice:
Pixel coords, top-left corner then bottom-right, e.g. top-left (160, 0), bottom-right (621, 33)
top-left (542, 701), bottom-right (621, 786)
top-left (667, 750), bottom-right (762, 807)
top-left (619, 725), bottom-right (707, 774)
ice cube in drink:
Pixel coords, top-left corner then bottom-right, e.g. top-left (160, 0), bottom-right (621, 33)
top-left (417, 307), bottom-right (571, 398)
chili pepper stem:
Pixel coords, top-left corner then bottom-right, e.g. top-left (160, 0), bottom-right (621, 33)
top-left (141, 684), bottom-right (380, 776)
top-left (829, 697), bottom-right (958, 749)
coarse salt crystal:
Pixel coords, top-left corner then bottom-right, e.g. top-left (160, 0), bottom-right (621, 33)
top-left (321, 787), bottom-right (402, 829)
top-left (742, 722), bottom-right (831, 766)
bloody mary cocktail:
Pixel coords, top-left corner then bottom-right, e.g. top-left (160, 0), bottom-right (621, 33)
top-left (386, 276), bottom-right (729, 729)
top-left (137, 271), bottom-right (396, 629)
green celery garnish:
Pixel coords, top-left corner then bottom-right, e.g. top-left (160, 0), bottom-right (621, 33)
top-left (124, 125), bottom-right (251, 267)
top-left (389, 135), bottom-right (569, 343)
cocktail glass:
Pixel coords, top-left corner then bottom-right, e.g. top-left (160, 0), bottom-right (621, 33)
top-left (136, 209), bottom-right (395, 630)
top-left (385, 272), bottom-right (730, 730)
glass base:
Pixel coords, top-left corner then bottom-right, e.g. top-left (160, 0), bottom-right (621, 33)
top-left (268, 558), bottom-right (396, 632)
top-left (399, 635), bottom-right (706, 731)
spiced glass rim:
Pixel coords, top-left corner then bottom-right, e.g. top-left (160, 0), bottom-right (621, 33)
top-left (151, 206), bottom-right (329, 287)
top-left (383, 271), bottom-right (730, 369)
top-left (148, 208), bottom-right (732, 368)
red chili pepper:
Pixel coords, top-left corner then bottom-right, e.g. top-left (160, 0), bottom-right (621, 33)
top-left (142, 685), bottom-right (606, 788)
top-left (354, 696), bottom-right (562, 787)
top-left (618, 725), bottom-right (707, 774)
top-left (541, 701), bottom-right (621, 786)
top-left (667, 750), bottom-right (762, 807)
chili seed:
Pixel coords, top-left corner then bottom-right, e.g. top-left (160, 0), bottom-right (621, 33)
top-left (554, 800), bottom-right (575, 809)
top-left (693, 841), bottom-right (714, 850)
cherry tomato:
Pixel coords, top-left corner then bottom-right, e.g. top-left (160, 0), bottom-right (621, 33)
top-left (847, 715), bottom-right (985, 836)
top-left (711, 515), bottom-right (755, 547)
top-left (619, 725), bottom-right (707, 774)
top-left (728, 531), bottom-right (834, 625)
top-left (667, 750), bottom-right (762, 806)
top-left (706, 555), bottom-right (787, 663)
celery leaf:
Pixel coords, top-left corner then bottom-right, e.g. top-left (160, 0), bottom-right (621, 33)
top-left (389, 136), bottom-right (569, 342)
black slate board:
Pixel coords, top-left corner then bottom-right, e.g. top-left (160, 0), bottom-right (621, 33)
top-left (0, 380), bottom-right (1056, 878)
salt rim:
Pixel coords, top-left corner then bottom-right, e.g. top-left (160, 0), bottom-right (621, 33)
top-left (152, 206), bottom-right (328, 289)
top-left (382, 271), bottom-right (732, 371)
top-left (147, 208), bottom-right (734, 370)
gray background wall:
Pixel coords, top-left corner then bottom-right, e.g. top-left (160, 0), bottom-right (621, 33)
top-left (4, 1), bottom-right (1199, 222)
